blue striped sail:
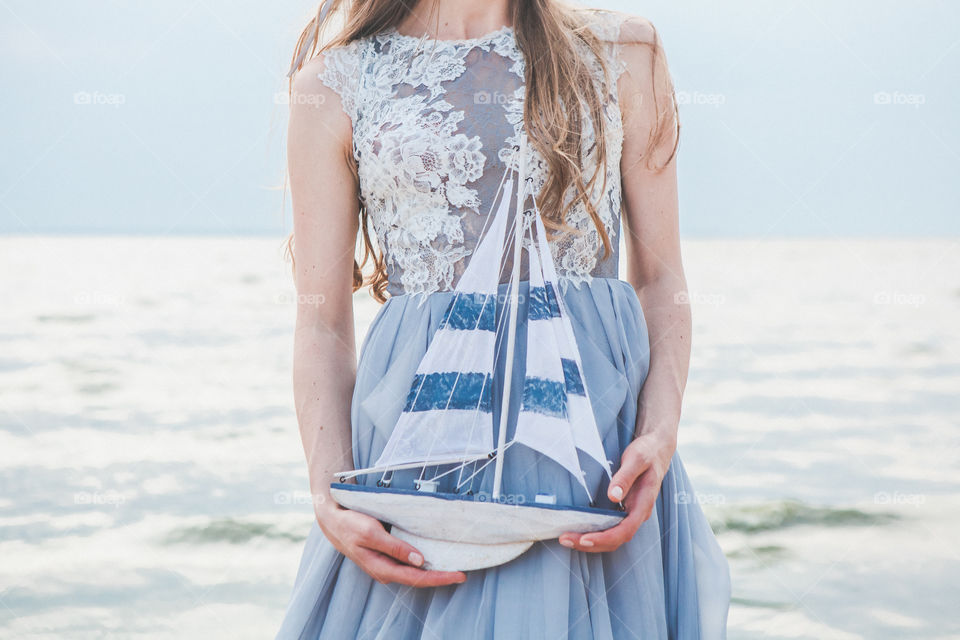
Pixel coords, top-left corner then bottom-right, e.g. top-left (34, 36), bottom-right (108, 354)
top-left (512, 211), bottom-right (614, 501)
top-left (372, 177), bottom-right (515, 470)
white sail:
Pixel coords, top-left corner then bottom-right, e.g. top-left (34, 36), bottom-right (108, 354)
top-left (511, 218), bottom-right (592, 501)
top-left (370, 174), bottom-right (516, 471)
top-left (531, 211), bottom-right (614, 479)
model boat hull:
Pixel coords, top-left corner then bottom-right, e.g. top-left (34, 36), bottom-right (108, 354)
top-left (329, 482), bottom-right (625, 571)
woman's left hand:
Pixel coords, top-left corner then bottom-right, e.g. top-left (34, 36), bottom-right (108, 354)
top-left (557, 429), bottom-right (677, 553)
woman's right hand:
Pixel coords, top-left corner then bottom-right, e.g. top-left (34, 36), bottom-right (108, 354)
top-left (315, 498), bottom-right (468, 588)
top-left (287, 61), bottom-right (466, 591)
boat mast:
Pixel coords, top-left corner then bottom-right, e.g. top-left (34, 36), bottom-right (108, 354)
top-left (492, 133), bottom-right (528, 501)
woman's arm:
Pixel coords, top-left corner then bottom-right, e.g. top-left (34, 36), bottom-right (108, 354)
top-left (287, 55), bottom-right (466, 586)
top-left (288, 56), bottom-right (360, 519)
top-left (560, 14), bottom-right (685, 552)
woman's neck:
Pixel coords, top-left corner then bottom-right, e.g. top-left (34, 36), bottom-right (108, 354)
top-left (395, 0), bottom-right (512, 41)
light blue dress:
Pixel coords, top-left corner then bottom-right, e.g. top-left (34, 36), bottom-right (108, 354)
top-left (277, 9), bottom-right (730, 639)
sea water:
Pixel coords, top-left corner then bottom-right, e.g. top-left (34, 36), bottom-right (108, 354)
top-left (1, 236), bottom-right (957, 638)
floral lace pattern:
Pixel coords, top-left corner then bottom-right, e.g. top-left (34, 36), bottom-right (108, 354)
top-left (319, 10), bottom-right (631, 298)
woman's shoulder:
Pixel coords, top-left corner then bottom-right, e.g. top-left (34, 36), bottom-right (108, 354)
top-left (566, 8), bottom-right (663, 98)
top-left (575, 7), bottom-right (659, 47)
top-left (293, 38), bottom-right (367, 123)
top-left (311, 37), bottom-right (364, 78)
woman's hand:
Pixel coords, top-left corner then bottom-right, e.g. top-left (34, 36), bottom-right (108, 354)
top-left (556, 14), bottom-right (689, 556)
top-left (315, 498), bottom-right (468, 588)
top-left (557, 429), bottom-right (676, 552)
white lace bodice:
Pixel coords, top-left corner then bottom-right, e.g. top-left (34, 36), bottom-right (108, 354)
top-left (319, 9), bottom-right (631, 299)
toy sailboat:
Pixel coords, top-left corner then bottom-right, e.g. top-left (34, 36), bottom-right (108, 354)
top-left (330, 130), bottom-right (625, 571)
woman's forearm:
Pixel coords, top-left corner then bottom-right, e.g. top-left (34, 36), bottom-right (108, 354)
top-left (292, 319), bottom-right (357, 514)
top-left (631, 272), bottom-right (691, 446)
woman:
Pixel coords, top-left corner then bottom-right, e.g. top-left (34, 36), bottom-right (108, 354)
top-left (277, 0), bottom-right (731, 637)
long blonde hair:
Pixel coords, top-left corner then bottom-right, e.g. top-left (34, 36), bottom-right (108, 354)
top-left (284, 0), bottom-right (679, 303)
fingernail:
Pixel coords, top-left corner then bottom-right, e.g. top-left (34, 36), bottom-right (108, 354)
top-left (579, 538), bottom-right (594, 547)
top-left (559, 538), bottom-right (574, 548)
top-left (408, 551), bottom-right (424, 566)
top-left (610, 485), bottom-right (623, 500)
top-left (458, 575), bottom-right (467, 583)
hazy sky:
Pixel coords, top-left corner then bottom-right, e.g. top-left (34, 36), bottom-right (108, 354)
top-left (1, 1), bottom-right (957, 236)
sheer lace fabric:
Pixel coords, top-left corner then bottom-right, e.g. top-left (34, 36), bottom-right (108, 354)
top-left (319, 10), bottom-right (630, 299)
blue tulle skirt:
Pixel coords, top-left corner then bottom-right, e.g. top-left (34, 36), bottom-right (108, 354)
top-left (275, 277), bottom-right (730, 639)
